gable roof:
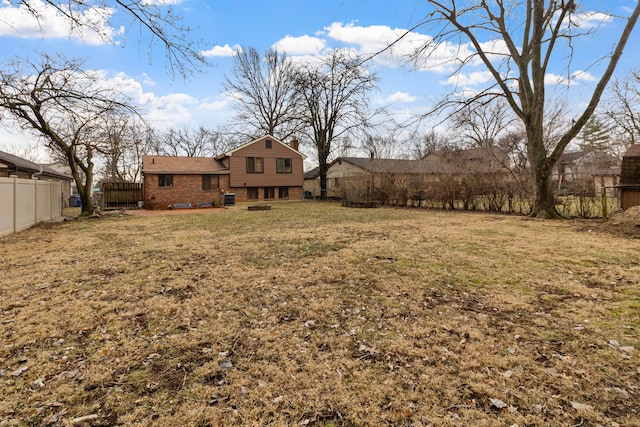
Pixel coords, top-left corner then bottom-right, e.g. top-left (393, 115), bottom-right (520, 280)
top-left (142, 155), bottom-right (228, 174)
top-left (335, 156), bottom-right (466, 174)
top-left (216, 135), bottom-right (305, 159)
top-left (304, 166), bottom-right (320, 180)
top-left (623, 144), bottom-right (640, 159)
top-left (0, 150), bottom-right (72, 180)
top-left (560, 150), bottom-right (594, 164)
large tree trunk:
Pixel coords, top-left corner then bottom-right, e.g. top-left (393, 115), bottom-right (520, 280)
top-left (317, 143), bottom-right (329, 200)
top-left (529, 159), bottom-right (560, 218)
top-left (80, 158), bottom-right (95, 216)
top-left (319, 165), bottom-right (328, 200)
top-left (67, 148), bottom-right (94, 216)
top-left (80, 177), bottom-right (93, 215)
top-left (527, 121), bottom-right (562, 218)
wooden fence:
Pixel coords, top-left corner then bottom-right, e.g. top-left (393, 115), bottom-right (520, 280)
top-left (101, 181), bottom-right (143, 209)
top-left (0, 177), bottom-right (63, 238)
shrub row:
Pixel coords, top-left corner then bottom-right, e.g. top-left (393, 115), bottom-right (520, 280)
top-left (341, 173), bottom-right (609, 218)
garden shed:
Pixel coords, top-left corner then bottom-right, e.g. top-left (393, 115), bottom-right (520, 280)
top-left (619, 144), bottom-right (640, 210)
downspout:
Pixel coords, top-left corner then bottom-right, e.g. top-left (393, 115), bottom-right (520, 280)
top-left (32, 164), bottom-right (44, 179)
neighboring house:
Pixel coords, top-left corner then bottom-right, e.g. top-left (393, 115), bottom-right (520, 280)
top-left (426, 146), bottom-right (510, 173)
top-left (553, 149), bottom-right (620, 193)
top-left (0, 150), bottom-right (73, 205)
top-left (303, 156), bottom-right (467, 201)
top-left (303, 167), bottom-right (320, 199)
top-left (619, 144), bottom-right (640, 210)
top-left (304, 147), bottom-right (509, 200)
top-left (47, 161), bottom-right (80, 196)
top-left (142, 135), bottom-right (305, 209)
top-left (593, 168), bottom-right (620, 198)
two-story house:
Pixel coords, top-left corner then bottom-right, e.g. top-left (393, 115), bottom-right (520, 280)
top-left (142, 135), bottom-right (305, 209)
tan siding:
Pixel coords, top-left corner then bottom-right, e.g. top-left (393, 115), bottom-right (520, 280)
top-left (304, 178), bottom-right (320, 198)
top-left (326, 160), bottom-right (368, 198)
top-left (228, 139), bottom-right (304, 188)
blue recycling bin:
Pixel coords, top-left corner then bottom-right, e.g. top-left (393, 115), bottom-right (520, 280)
top-left (69, 195), bottom-right (82, 208)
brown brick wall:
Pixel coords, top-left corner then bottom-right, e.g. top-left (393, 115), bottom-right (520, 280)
top-left (144, 173), bottom-right (230, 209)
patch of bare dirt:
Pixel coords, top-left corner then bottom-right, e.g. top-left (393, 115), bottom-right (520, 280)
top-left (600, 206), bottom-right (640, 238)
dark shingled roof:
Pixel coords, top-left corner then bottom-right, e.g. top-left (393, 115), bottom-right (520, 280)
top-left (336, 157), bottom-right (466, 174)
top-left (0, 150), bottom-right (72, 180)
top-left (623, 144), bottom-right (640, 159)
top-left (620, 145), bottom-right (640, 185)
top-left (304, 167), bottom-right (320, 180)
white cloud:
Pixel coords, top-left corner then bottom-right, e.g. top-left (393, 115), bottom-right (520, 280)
top-left (0, 0), bottom-right (119, 44)
top-left (323, 22), bottom-right (483, 72)
top-left (199, 100), bottom-right (229, 110)
top-left (324, 22), bottom-right (402, 53)
top-left (445, 71), bottom-right (494, 86)
top-left (199, 92), bottom-right (236, 111)
top-left (141, 73), bottom-right (156, 87)
top-left (323, 21), bottom-right (416, 66)
top-left (141, 0), bottom-right (185, 5)
top-left (572, 70), bottom-right (597, 82)
top-left (200, 43), bottom-right (241, 58)
top-left (563, 11), bottom-right (613, 30)
top-left (272, 35), bottom-right (326, 55)
top-left (142, 92), bottom-right (199, 127)
top-left (71, 69), bottom-right (204, 128)
top-left (386, 91), bottom-right (417, 103)
top-left (545, 70), bottom-right (597, 85)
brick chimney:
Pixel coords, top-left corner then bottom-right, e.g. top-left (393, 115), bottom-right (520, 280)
top-left (290, 138), bottom-right (299, 151)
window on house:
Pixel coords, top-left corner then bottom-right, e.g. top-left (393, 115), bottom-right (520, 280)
top-left (276, 158), bottom-right (292, 173)
top-left (334, 177), bottom-right (340, 188)
top-left (202, 174), bottom-right (219, 191)
top-left (278, 187), bottom-right (289, 199)
top-left (264, 187), bottom-right (275, 199)
top-left (247, 187), bottom-right (259, 200)
top-left (158, 174), bottom-right (173, 187)
top-left (266, 139), bottom-right (272, 149)
top-left (246, 157), bottom-right (264, 173)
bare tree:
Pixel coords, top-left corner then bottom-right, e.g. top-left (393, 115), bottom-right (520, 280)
top-left (154, 125), bottom-right (233, 157)
top-left (360, 133), bottom-right (399, 159)
top-left (224, 47), bottom-right (302, 141)
top-left (0, 54), bottom-right (138, 214)
top-left (98, 116), bottom-right (151, 183)
top-left (411, 1), bottom-right (640, 217)
top-left (7, 0), bottom-right (207, 78)
top-left (451, 98), bottom-right (514, 148)
top-left (293, 49), bottom-right (381, 199)
top-left (409, 129), bottom-right (457, 159)
top-left (0, 141), bottom-right (44, 162)
top-left (497, 127), bottom-right (529, 177)
top-left (603, 68), bottom-right (640, 148)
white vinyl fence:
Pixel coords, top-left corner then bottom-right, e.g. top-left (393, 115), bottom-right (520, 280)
top-left (0, 177), bottom-right (64, 238)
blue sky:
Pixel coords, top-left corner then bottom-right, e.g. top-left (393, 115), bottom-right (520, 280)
top-left (1, 0), bottom-right (639, 160)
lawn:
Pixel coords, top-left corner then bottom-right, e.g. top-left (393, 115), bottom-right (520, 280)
top-left (1, 202), bottom-right (639, 426)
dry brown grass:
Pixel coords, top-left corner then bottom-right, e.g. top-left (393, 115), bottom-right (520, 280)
top-left (1, 202), bottom-right (639, 427)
